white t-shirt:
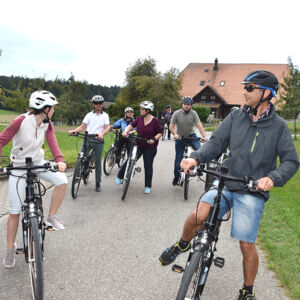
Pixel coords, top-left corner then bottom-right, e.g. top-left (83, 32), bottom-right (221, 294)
top-left (82, 111), bottom-right (110, 134)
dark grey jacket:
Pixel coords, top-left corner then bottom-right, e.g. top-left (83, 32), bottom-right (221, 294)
top-left (190, 104), bottom-right (299, 199)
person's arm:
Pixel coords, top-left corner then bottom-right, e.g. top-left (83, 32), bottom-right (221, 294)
top-left (113, 119), bottom-right (122, 129)
top-left (68, 123), bottom-right (87, 135)
top-left (98, 124), bottom-right (111, 140)
top-left (0, 116), bottom-right (25, 155)
top-left (122, 125), bottom-right (134, 137)
top-left (169, 123), bottom-right (179, 140)
top-left (196, 122), bottom-right (208, 141)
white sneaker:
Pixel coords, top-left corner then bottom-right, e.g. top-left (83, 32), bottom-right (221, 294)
top-left (46, 215), bottom-right (65, 230)
top-left (3, 243), bottom-right (17, 268)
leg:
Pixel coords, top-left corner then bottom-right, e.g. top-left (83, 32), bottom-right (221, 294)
top-left (91, 140), bottom-right (104, 184)
top-left (167, 122), bottom-right (171, 139)
top-left (240, 241), bottom-right (258, 286)
top-left (142, 148), bottom-right (157, 188)
top-left (174, 140), bottom-right (185, 179)
top-left (48, 183), bottom-right (67, 216)
top-left (7, 214), bottom-right (20, 249)
top-left (191, 133), bottom-right (201, 150)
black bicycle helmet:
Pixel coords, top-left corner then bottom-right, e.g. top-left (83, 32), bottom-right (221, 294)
top-left (241, 70), bottom-right (278, 97)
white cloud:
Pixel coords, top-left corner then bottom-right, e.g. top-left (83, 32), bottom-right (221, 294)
top-left (0, 0), bottom-right (299, 86)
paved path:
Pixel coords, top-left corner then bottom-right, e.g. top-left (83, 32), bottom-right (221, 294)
top-left (0, 139), bottom-right (289, 299)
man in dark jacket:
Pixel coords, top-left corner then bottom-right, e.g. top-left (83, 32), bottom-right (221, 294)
top-left (158, 70), bottom-right (299, 300)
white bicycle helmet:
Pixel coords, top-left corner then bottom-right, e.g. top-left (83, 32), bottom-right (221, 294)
top-left (29, 90), bottom-right (58, 110)
top-left (124, 107), bottom-right (134, 113)
top-left (140, 101), bottom-right (154, 112)
top-left (91, 95), bottom-right (104, 103)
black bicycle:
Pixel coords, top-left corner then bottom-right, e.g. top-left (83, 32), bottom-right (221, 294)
top-left (174, 164), bottom-right (267, 300)
top-left (70, 131), bottom-right (98, 199)
top-left (0, 158), bottom-right (58, 300)
top-left (177, 137), bottom-right (202, 200)
top-left (204, 148), bottom-right (230, 192)
top-left (121, 135), bottom-right (149, 201)
top-left (103, 129), bottom-right (127, 175)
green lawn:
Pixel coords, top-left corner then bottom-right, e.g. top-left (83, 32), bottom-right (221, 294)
top-left (0, 125), bottom-right (115, 167)
top-left (257, 139), bottom-right (300, 299)
top-left (0, 109), bottom-right (18, 115)
top-left (287, 121), bottom-right (300, 135)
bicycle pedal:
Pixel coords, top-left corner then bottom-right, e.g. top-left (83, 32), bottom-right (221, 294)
top-left (172, 264), bottom-right (185, 273)
top-left (135, 167), bottom-right (141, 172)
top-left (214, 256), bottom-right (225, 268)
top-left (15, 248), bottom-right (24, 255)
top-left (45, 224), bottom-right (54, 231)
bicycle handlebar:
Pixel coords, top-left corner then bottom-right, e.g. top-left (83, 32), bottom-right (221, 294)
top-left (188, 164), bottom-right (267, 199)
top-left (125, 134), bottom-right (152, 144)
top-left (70, 132), bottom-right (98, 139)
top-left (176, 136), bottom-right (203, 142)
top-left (0, 162), bottom-right (58, 175)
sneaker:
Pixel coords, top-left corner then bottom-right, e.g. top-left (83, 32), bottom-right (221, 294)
top-left (46, 215), bottom-right (65, 231)
top-left (116, 158), bottom-right (120, 164)
top-left (144, 187), bottom-right (151, 194)
top-left (3, 243), bottom-right (17, 268)
top-left (238, 288), bottom-right (256, 300)
top-left (159, 241), bottom-right (191, 266)
top-left (115, 177), bottom-right (122, 185)
top-left (172, 177), bottom-right (179, 186)
top-left (96, 183), bottom-right (102, 192)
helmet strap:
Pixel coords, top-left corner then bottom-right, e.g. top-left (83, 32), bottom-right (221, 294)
top-left (250, 90), bottom-right (272, 116)
top-left (42, 109), bottom-right (52, 130)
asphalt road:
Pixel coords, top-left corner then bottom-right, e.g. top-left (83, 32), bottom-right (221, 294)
top-left (0, 139), bottom-right (289, 300)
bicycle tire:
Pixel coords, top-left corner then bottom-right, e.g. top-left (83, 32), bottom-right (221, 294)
top-left (83, 150), bottom-right (94, 184)
top-left (71, 157), bottom-right (83, 199)
top-left (184, 174), bottom-right (190, 200)
top-left (28, 217), bottom-right (43, 300)
top-left (103, 147), bottom-right (116, 175)
top-left (176, 249), bottom-right (204, 300)
top-left (121, 160), bottom-right (135, 201)
top-left (118, 145), bottom-right (127, 168)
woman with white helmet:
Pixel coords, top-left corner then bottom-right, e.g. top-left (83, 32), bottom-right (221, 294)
top-left (115, 101), bottom-right (162, 194)
top-left (111, 107), bottom-right (136, 163)
top-left (0, 90), bottom-right (68, 268)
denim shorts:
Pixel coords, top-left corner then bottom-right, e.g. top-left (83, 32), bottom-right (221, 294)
top-left (201, 181), bottom-right (265, 243)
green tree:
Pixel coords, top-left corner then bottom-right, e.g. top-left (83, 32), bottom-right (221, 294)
top-left (116, 57), bottom-right (182, 118)
top-left (276, 57), bottom-right (300, 140)
top-left (1, 89), bottom-right (27, 113)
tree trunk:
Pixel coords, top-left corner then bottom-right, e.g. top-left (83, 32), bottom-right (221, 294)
top-left (294, 119), bottom-right (297, 140)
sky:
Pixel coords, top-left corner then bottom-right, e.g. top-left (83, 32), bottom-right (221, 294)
top-left (0, 0), bottom-right (299, 87)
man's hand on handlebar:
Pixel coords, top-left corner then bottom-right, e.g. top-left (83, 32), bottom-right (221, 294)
top-left (180, 158), bottom-right (198, 174)
top-left (173, 134), bottom-right (180, 140)
top-left (257, 177), bottom-right (274, 192)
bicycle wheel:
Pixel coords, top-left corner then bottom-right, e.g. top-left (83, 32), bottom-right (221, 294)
top-left (118, 145), bottom-right (127, 168)
top-left (176, 249), bottom-right (204, 300)
top-left (83, 150), bottom-right (94, 184)
top-left (162, 124), bottom-right (167, 140)
top-left (103, 147), bottom-right (116, 175)
top-left (121, 160), bottom-right (135, 201)
top-left (71, 157), bottom-right (83, 199)
top-left (28, 217), bottom-right (43, 300)
top-left (184, 174), bottom-right (190, 200)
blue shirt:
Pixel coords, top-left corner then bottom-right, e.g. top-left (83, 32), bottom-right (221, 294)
top-left (113, 117), bottom-right (135, 132)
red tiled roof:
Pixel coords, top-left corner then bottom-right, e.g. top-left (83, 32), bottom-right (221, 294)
top-left (180, 62), bottom-right (289, 105)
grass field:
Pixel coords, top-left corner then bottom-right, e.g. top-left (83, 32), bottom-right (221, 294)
top-left (0, 110), bottom-right (18, 124)
top-left (257, 140), bottom-right (300, 299)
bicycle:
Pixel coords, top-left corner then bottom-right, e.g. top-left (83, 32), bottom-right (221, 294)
top-left (204, 148), bottom-right (230, 192)
top-left (70, 131), bottom-right (98, 199)
top-left (121, 135), bottom-right (149, 201)
top-left (0, 158), bottom-right (58, 300)
top-left (161, 120), bottom-right (168, 141)
top-left (173, 164), bottom-right (267, 300)
top-left (176, 136), bottom-right (202, 200)
top-left (103, 129), bottom-right (127, 175)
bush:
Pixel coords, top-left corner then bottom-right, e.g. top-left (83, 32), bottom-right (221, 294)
top-left (193, 105), bottom-right (210, 123)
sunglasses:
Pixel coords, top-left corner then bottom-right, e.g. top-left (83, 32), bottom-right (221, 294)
top-left (244, 85), bottom-right (263, 92)
top-left (93, 103), bottom-right (103, 105)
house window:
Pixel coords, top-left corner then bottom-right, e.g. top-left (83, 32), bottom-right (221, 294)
top-left (204, 68), bottom-right (209, 72)
top-left (220, 81), bottom-right (225, 86)
top-left (201, 95), bottom-right (206, 100)
top-left (200, 80), bottom-right (205, 86)
top-left (210, 96), bottom-right (216, 100)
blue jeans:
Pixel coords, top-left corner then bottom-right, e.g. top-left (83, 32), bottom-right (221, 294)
top-left (201, 181), bottom-right (265, 243)
top-left (174, 133), bottom-right (201, 178)
top-left (118, 146), bottom-right (157, 188)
